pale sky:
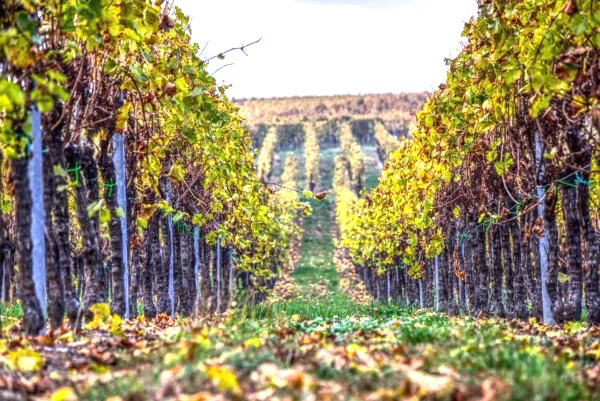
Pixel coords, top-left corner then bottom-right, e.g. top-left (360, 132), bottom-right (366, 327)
top-left (176, 0), bottom-right (478, 99)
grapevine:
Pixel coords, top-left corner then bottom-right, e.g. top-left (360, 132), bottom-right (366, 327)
top-left (256, 126), bottom-right (277, 182)
top-left (0, 1), bottom-right (298, 333)
top-left (338, 123), bottom-right (365, 194)
top-left (373, 121), bottom-right (401, 161)
top-left (303, 122), bottom-right (320, 191)
top-left (338, 0), bottom-right (599, 323)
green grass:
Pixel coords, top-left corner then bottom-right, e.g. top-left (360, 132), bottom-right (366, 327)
top-left (240, 299), bottom-right (415, 321)
top-left (292, 145), bottom-right (347, 301)
top-left (316, 146), bottom-right (339, 190)
top-left (0, 301), bottom-right (23, 320)
top-left (292, 196), bottom-right (349, 302)
top-left (364, 174), bottom-right (380, 192)
top-left (360, 145), bottom-right (381, 192)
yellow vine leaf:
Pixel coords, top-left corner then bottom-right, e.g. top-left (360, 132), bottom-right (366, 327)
top-left (90, 303), bottom-right (111, 320)
top-left (205, 365), bottom-right (241, 395)
top-left (50, 386), bottom-right (77, 401)
top-left (110, 314), bottom-right (124, 337)
top-left (243, 337), bottom-right (262, 348)
top-left (85, 303), bottom-right (111, 330)
top-left (8, 348), bottom-right (44, 372)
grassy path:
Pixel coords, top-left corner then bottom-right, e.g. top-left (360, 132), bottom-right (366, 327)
top-left (361, 144), bottom-right (382, 192)
top-left (278, 144), bottom-right (387, 314)
top-left (266, 144), bottom-right (357, 318)
top-left (289, 197), bottom-right (353, 307)
top-left (287, 145), bottom-right (340, 301)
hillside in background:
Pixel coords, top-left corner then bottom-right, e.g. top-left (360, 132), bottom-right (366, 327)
top-left (235, 93), bottom-right (428, 124)
top-left (237, 93), bottom-right (428, 150)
